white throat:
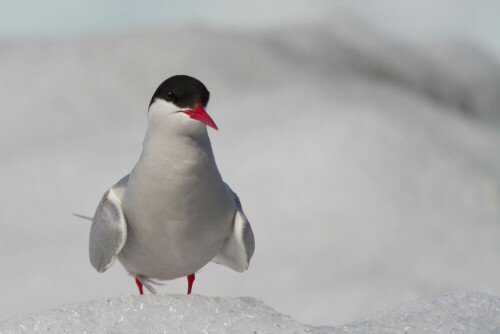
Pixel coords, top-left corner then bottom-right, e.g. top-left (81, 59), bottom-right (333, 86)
top-left (145, 99), bottom-right (209, 143)
top-left (139, 99), bottom-right (214, 168)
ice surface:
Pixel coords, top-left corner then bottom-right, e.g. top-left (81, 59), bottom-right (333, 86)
top-left (0, 294), bottom-right (321, 334)
top-left (1, 20), bottom-right (500, 326)
top-left (1, 292), bottom-right (500, 333)
top-left (341, 292), bottom-right (500, 333)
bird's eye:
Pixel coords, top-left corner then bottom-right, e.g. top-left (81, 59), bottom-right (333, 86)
top-left (165, 91), bottom-right (176, 102)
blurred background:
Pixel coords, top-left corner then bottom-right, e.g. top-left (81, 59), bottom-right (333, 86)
top-left (1, 0), bottom-right (500, 327)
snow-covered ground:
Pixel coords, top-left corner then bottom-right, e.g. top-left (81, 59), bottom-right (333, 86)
top-left (1, 292), bottom-right (499, 333)
top-left (1, 20), bottom-right (500, 326)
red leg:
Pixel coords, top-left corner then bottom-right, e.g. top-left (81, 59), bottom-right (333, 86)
top-left (187, 274), bottom-right (195, 295)
top-left (135, 277), bottom-right (144, 295)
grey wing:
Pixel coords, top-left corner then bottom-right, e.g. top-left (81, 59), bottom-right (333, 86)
top-left (212, 185), bottom-right (255, 272)
top-left (89, 175), bottom-right (129, 273)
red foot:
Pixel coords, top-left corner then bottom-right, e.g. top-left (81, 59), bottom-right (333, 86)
top-left (135, 277), bottom-right (144, 295)
top-left (187, 274), bottom-right (195, 295)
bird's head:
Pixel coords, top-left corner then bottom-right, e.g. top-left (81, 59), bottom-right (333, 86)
top-left (147, 75), bottom-right (218, 135)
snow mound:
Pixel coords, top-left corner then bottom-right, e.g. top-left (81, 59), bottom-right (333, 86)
top-left (0, 294), bottom-right (322, 333)
top-left (341, 292), bottom-right (500, 333)
top-left (1, 292), bottom-right (500, 333)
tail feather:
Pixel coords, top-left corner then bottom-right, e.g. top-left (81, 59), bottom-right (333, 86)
top-left (72, 213), bottom-right (93, 221)
top-left (136, 275), bottom-right (165, 294)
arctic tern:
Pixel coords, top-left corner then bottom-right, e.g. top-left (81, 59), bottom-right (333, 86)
top-left (89, 75), bottom-right (255, 295)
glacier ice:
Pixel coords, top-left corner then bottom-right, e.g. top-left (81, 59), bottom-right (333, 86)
top-left (1, 292), bottom-right (500, 333)
top-left (0, 295), bottom-right (320, 333)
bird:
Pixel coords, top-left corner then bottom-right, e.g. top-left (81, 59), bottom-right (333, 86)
top-left (89, 75), bottom-right (255, 295)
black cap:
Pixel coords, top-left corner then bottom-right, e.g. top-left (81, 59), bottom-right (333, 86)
top-left (149, 75), bottom-right (210, 110)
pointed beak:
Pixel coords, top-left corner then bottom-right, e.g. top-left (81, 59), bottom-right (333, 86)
top-left (180, 105), bottom-right (218, 130)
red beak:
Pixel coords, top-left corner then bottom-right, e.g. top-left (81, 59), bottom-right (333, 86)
top-left (180, 105), bottom-right (218, 130)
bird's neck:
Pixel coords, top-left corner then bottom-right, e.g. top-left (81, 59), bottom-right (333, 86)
top-left (139, 114), bottom-right (215, 169)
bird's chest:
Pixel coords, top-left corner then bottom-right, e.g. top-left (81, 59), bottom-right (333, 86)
top-left (122, 152), bottom-right (234, 249)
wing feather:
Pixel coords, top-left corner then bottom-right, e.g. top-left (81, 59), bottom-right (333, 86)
top-left (212, 185), bottom-right (255, 272)
top-left (89, 176), bottom-right (129, 273)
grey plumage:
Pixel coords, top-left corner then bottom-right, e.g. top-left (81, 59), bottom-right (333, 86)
top-left (89, 175), bottom-right (128, 273)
